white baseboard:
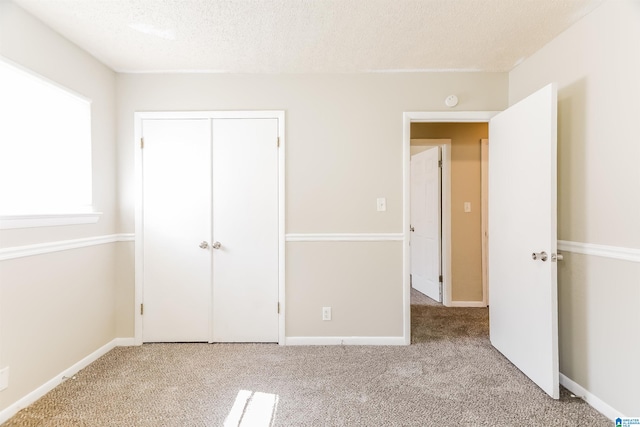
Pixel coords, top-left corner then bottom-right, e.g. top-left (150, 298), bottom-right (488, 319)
top-left (0, 337), bottom-right (133, 424)
top-left (285, 336), bottom-right (407, 346)
top-left (447, 301), bottom-right (487, 308)
top-left (113, 337), bottom-right (136, 346)
top-left (559, 373), bottom-right (625, 421)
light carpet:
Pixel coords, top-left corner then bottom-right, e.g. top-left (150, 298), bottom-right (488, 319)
top-left (3, 290), bottom-right (609, 426)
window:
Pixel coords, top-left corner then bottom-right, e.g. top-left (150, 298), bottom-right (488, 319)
top-left (0, 59), bottom-right (99, 228)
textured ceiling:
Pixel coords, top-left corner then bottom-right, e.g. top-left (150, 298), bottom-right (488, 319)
top-left (12, 0), bottom-right (604, 73)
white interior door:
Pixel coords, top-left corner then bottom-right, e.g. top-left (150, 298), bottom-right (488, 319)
top-left (410, 146), bottom-right (441, 302)
top-left (212, 118), bottom-right (279, 342)
top-left (488, 83), bottom-right (559, 398)
top-left (142, 119), bottom-right (212, 342)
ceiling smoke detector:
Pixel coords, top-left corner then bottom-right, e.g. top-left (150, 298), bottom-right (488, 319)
top-left (445, 95), bottom-right (459, 107)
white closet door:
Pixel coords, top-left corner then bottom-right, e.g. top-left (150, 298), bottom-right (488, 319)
top-left (212, 118), bottom-right (279, 342)
top-left (142, 119), bottom-right (212, 342)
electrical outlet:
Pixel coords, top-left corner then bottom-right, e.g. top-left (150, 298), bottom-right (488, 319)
top-left (376, 198), bottom-right (386, 212)
top-left (322, 306), bottom-right (332, 321)
top-left (0, 367), bottom-right (9, 391)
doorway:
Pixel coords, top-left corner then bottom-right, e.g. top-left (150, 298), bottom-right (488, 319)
top-left (134, 111), bottom-right (286, 345)
top-left (403, 83), bottom-right (560, 399)
top-left (402, 112), bottom-right (495, 340)
top-left (409, 125), bottom-right (488, 308)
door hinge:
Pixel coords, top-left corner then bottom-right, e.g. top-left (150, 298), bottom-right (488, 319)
top-left (438, 160), bottom-right (442, 168)
top-left (140, 138), bottom-right (144, 149)
top-left (140, 303), bottom-right (144, 315)
top-left (277, 302), bottom-right (280, 314)
top-left (439, 275), bottom-right (443, 283)
top-left (277, 137), bottom-right (280, 148)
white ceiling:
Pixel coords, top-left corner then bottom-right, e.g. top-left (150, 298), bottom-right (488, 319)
top-left (12, 0), bottom-right (604, 73)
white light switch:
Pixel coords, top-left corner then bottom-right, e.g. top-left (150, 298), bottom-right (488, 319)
top-left (464, 202), bottom-right (471, 213)
top-left (377, 198), bottom-right (386, 212)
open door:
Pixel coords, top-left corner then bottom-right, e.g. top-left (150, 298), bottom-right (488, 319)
top-left (488, 83), bottom-right (559, 398)
top-left (410, 146), bottom-right (442, 302)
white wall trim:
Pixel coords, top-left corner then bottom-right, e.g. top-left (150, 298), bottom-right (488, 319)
top-left (0, 337), bottom-right (133, 425)
top-left (559, 373), bottom-right (625, 421)
top-left (558, 240), bottom-right (640, 263)
top-left (448, 301), bottom-right (487, 308)
top-left (0, 212), bottom-right (102, 230)
top-left (0, 56), bottom-right (93, 103)
top-left (285, 336), bottom-right (406, 346)
top-left (113, 337), bottom-right (136, 346)
top-left (0, 233), bottom-right (135, 261)
top-left (116, 233), bottom-right (136, 242)
top-left (285, 233), bottom-right (403, 242)
top-left (405, 111), bottom-right (500, 123)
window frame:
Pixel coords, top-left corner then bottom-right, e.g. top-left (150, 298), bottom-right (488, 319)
top-left (0, 57), bottom-right (101, 229)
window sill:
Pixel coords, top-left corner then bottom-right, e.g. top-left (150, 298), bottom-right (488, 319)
top-left (0, 212), bottom-right (102, 230)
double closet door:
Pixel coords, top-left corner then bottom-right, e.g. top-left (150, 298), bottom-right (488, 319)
top-left (140, 114), bottom-right (280, 343)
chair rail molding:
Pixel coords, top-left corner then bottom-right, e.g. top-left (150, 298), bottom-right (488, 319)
top-left (0, 233), bottom-right (135, 261)
top-left (558, 240), bottom-right (640, 263)
top-left (285, 233), bottom-right (403, 242)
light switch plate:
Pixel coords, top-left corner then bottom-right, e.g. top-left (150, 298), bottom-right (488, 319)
top-left (377, 198), bottom-right (386, 212)
top-left (464, 202), bottom-right (471, 213)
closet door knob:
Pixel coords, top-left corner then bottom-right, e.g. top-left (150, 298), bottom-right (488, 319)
top-left (531, 251), bottom-right (547, 262)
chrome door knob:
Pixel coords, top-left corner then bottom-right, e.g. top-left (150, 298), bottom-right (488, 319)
top-left (199, 241), bottom-right (209, 249)
top-left (531, 251), bottom-right (548, 261)
top-left (212, 241), bottom-right (222, 249)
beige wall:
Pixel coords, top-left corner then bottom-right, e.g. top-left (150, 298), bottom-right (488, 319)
top-left (115, 241), bottom-right (135, 337)
top-left (0, 246), bottom-right (116, 410)
top-left (558, 253), bottom-right (640, 416)
top-left (411, 123), bottom-right (487, 302)
top-left (116, 73), bottom-right (508, 339)
top-left (116, 73), bottom-right (507, 233)
top-left (286, 242), bottom-right (403, 337)
top-left (0, 1), bottom-right (118, 413)
top-left (509, 0), bottom-right (640, 415)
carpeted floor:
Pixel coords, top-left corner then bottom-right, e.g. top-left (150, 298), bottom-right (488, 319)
top-left (3, 290), bottom-right (609, 426)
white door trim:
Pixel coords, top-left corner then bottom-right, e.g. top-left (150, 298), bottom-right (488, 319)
top-left (402, 112), bottom-right (499, 344)
top-left (481, 138), bottom-right (489, 306)
top-left (134, 111), bottom-right (286, 346)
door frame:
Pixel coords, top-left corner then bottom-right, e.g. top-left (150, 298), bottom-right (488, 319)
top-left (480, 138), bottom-right (489, 306)
top-left (402, 111), bottom-right (498, 343)
top-left (409, 140), bottom-right (451, 304)
top-left (134, 110), bottom-right (286, 346)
